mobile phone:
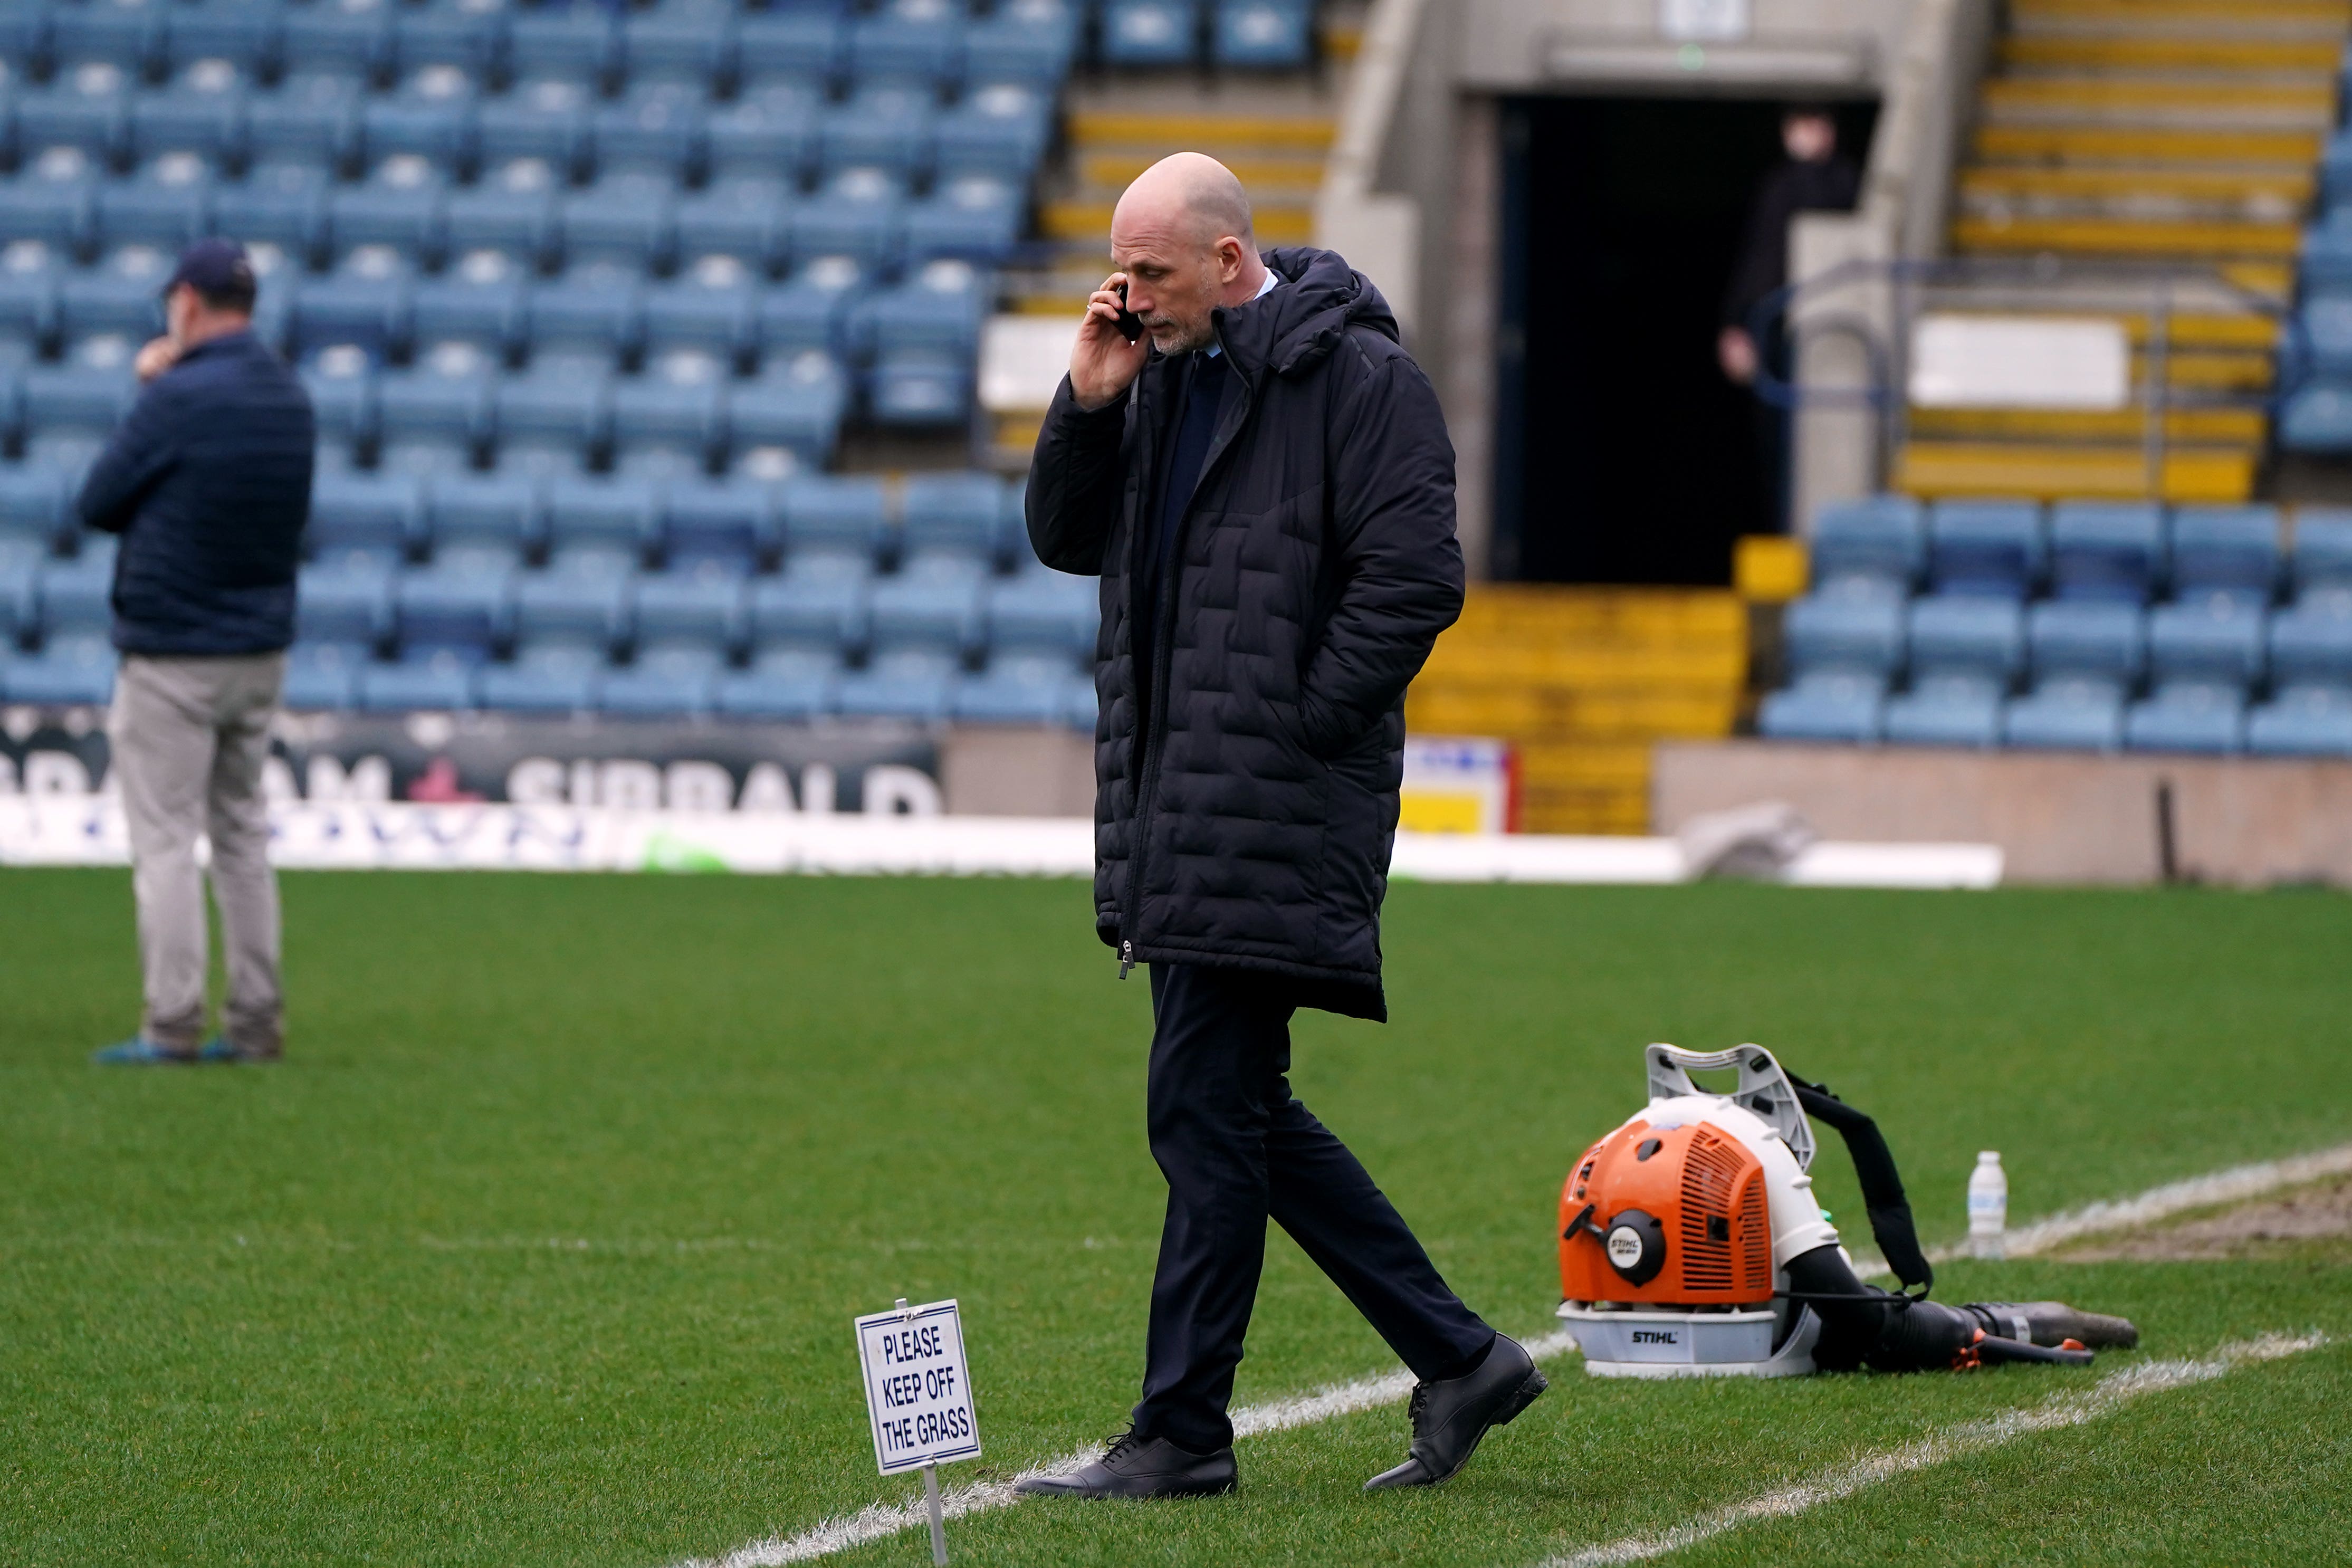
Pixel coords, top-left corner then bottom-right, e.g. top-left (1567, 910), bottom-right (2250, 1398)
top-left (1114, 281), bottom-right (1144, 344)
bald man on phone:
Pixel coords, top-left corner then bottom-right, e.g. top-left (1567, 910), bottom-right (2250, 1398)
top-left (1016, 155), bottom-right (1546, 1500)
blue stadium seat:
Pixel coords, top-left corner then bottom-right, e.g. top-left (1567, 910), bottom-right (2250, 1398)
top-left (963, 0), bottom-right (1080, 86)
top-left (715, 646), bottom-right (840, 719)
top-left (396, 558), bottom-right (512, 665)
top-left (308, 469), bottom-right (424, 565)
top-left (34, 552), bottom-right (113, 641)
top-left (780, 474), bottom-right (888, 559)
top-left (663, 476), bottom-right (775, 575)
top-left (18, 62), bottom-right (133, 166)
top-left (2169, 505), bottom-right (2280, 606)
top-left (479, 637), bottom-right (604, 715)
top-left (52, 0), bottom-right (164, 77)
top-left (244, 73), bottom-right (364, 173)
top-left (475, 79), bottom-right (589, 179)
top-left (328, 156), bottom-right (447, 263)
top-left (954, 651), bottom-right (1081, 723)
top-left (677, 176), bottom-right (796, 276)
top-left (789, 168), bottom-right (906, 272)
top-left (1214, 0), bottom-right (1312, 68)
top-left (871, 350), bottom-right (972, 427)
top-left (128, 60), bottom-right (247, 166)
top-left (1780, 594), bottom-right (1904, 681)
top-left (759, 256), bottom-right (864, 358)
top-left (6, 628), bottom-right (117, 705)
top-left (612, 353), bottom-right (726, 472)
top-left (749, 551), bottom-right (869, 651)
top-left (0, 466), bottom-right (70, 561)
top-left (2146, 596), bottom-right (2265, 692)
top-left (1808, 494), bottom-right (1923, 598)
top-left (705, 83), bottom-right (820, 188)
top-left (2125, 682), bottom-right (2245, 754)
top-left (1757, 672), bottom-right (1885, 743)
top-left (2293, 509), bottom-right (2352, 599)
top-left (2003, 677), bottom-right (2126, 751)
top-left (295, 558), bottom-right (395, 652)
top-left (512, 567), bottom-right (626, 657)
top-left (1926, 499), bottom-right (2041, 599)
top-left (0, 243), bottom-right (65, 364)
top-left (736, 9), bottom-right (843, 92)
top-left (559, 171), bottom-right (677, 273)
top-left (544, 475), bottom-right (658, 569)
top-left (428, 471), bottom-right (541, 568)
top-left (281, 1), bottom-right (392, 84)
top-left (1904, 596), bottom-right (2022, 683)
top-left (1103, 0), bottom-right (1198, 66)
top-left (412, 247), bottom-right (531, 359)
top-left (726, 351), bottom-right (850, 466)
top-left (836, 648), bottom-right (956, 721)
top-left (392, 1), bottom-right (506, 82)
top-left (631, 565), bottom-right (745, 662)
top-left (282, 640), bottom-right (365, 711)
top-left (376, 342), bottom-right (495, 473)
top-left (21, 343), bottom-right (138, 450)
top-left (867, 553), bottom-right (984, 655)
top-left (935, 85), bottom-right (1050, 183)
top-left (987, 566), bottom-right (1098, 659)
top-left (164, 1), bottom-right (284, 80)
top-left (214, 161), bottom-right (332, 265)
top-left (2280, 385), bottom-right (2352, 454)
top-left (591, 83), bottom-right (703, 181)
top-left (819, 88), bottom-right (935, 182)
top-left (2245, 686), bottom-right (2352, 757)
top-left (623, 0), bottom-right (737, 90)
top-left (903, 176), bottom-right (1022, 265)
top-left (2267, 595), bottom-right (2352, 693)
top-left (300, 345), bottom-right (379, 458)
top-left (357, 651), bottom-right (476, 713)
top-left (863, 259), bottom-right (984, 426)
top-left (59, 244), bottom-right (172, 348)
top-left (94, 154), bottom-right (216, 254)
top-left (361, 65), bottom-right (477, 170)
top-left (2028, 600), bottom-right (2144, 688)
top-left (0, 147), bottom-right (100, 256)
top-left (495, 361), bottom-right (613, 470)
top-left (901, 471), bottom-right (1005, 563)
top-left (646, 255), bottom-right (760, 367)
top-left (2050, 502), bottom-right (2162, 604)
top-left (600, 643), bottom-right (724, 718)
top-left (528, 264), bottom-right (645, 369)
top-left (849, 0), bottom-right (965, 89)
top-left (289, 247), bottom-right (410, 360)
top-left (508, 6), bottom-right (616, 92)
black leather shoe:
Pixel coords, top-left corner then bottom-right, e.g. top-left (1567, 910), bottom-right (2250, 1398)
top-left (1364, 1334), bottom-right (1547, 1490)
top-left (1014, 1429), bottom-right (1237, 1499)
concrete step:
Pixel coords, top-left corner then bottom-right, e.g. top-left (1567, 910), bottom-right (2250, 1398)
top-left (1895, 441), bottom-right (2257, 501)
top-left (1405, 685), bottom-right (1741, 741)
top-left (1908, 405), bottom-right (2268, 443)
top-left (1076, 149), bottom-right (1326, 197)
top-left (1950, 212), bottom-right (2301, 260)
top-left (1957, 163), bottom-right (2311, 224)
top-left (1040, 198), bottom-right (1316, 243)
top-left (1999, 34), bottom-right (2347, 70)
top-left (1973, 122), bottom-right (2325, 166)
top-left (1441, 586), bottom-right (1747, 638)
top-left (1065, 109), bottom-right (1337, 154)
top-left (1978, 75), bottom-right (2336, 128)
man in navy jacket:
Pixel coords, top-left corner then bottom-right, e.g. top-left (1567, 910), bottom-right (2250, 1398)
top-left (84, 238), bottom-right (314, 1065)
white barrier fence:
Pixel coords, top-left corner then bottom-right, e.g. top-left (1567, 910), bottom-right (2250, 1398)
top-left (0, 797), bottom-right (2003, 887)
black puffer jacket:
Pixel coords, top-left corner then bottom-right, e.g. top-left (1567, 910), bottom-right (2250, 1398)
top-left (1027, 246), bottom-right (1464, 1020)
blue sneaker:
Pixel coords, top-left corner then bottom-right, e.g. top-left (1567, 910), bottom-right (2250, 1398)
top-left (92, 1037), bottom-right (200, 1065)
top-left (196, 1037), bottom-right (280, 1064)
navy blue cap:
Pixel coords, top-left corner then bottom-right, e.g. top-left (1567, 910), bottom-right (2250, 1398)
top-left (162, 237), bottom-right (256, 300)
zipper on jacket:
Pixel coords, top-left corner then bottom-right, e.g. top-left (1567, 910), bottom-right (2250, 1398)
top-left (1118, 328), bottom-right (1257, 971)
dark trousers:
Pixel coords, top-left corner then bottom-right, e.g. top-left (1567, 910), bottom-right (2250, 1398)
top-left (1130, 963), bottom-right (1494, 1453)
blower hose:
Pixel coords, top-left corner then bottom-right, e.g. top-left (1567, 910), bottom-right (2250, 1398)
top-left (1781, 1245), bottom-right (2097, 1372)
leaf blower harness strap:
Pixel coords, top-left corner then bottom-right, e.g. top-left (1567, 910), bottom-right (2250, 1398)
top-left (1780, 1074), bottom-right (2097, 1372)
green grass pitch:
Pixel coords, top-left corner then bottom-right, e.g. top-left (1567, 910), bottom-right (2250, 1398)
top-left (3, 867), bottom-right (2348, 1566)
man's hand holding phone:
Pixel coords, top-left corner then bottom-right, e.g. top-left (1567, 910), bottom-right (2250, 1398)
top-left (1070, 272), bottom-right (1149, 412)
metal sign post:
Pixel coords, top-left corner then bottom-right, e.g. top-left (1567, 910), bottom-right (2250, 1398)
top-left (854, 1296), bottom-right (981, 1565)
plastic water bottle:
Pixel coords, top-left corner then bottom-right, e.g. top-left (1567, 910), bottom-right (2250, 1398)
top-left (1968, 1151), bottom-right (2008, 1260)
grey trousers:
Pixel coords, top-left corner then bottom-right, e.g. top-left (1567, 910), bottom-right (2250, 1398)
top-left (109, 652), bottom-right (286, 1054)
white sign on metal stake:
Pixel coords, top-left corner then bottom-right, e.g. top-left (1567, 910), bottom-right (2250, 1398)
top-left (855, 1297), bottom-right (981, 1565)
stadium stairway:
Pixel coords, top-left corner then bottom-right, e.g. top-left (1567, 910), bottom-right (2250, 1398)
top-left (1404, 588), bottom-right (1747, 836)
top-left (1906, 0), bottom-right (2351, 503)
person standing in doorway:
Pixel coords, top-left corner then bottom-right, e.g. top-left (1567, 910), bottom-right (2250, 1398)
top-left (84, 238), bottom-right (315, 1066)
top-left (1015, 154), bottom-right (1546, 1501)
top-left (1719, 104), bottom-right (1862, 532)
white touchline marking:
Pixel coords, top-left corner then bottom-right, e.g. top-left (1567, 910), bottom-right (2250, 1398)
top-left (1528, 1332), bottom-right (2328, 1568)
top-left (669, 1143), bottom-right (2352, 1568)
top-left (1849, 1140), bottom-right (2352, 1279)
top-left (668, 1334), bottom-right (1582, 1566)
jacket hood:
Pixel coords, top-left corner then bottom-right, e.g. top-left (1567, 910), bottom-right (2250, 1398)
top-left (1213, 246), bottom-right (1399, 379)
